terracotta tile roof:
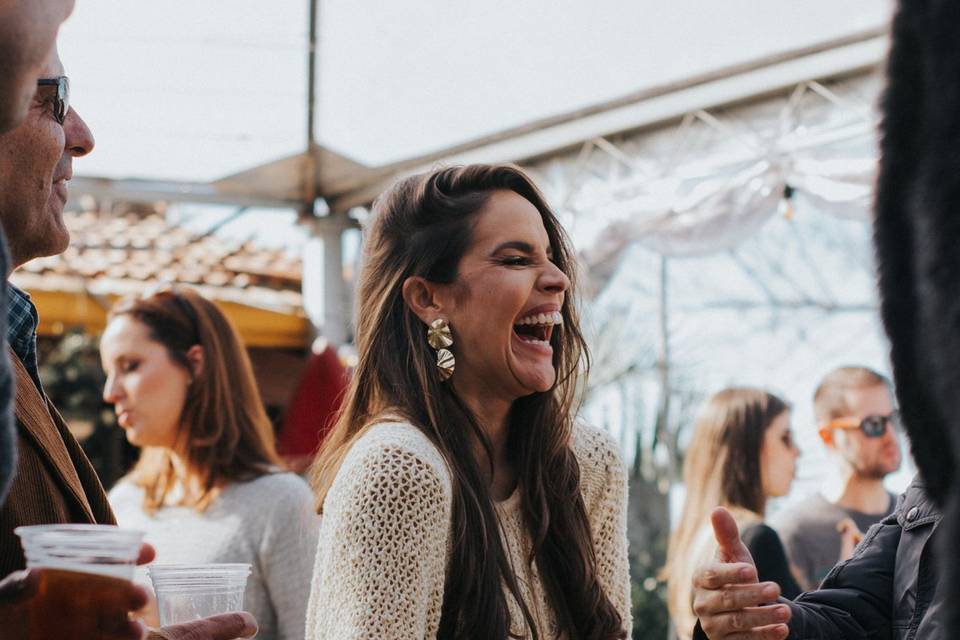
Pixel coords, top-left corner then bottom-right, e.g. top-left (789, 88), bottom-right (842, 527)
top-left (12, 208), bottom-right (304, 314)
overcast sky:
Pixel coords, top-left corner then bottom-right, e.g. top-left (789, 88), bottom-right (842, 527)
top-left (58, 0), bottom-right (892, 182)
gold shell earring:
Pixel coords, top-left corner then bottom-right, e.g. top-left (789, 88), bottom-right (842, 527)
top-left (427, 318), bottom-right (455, 381)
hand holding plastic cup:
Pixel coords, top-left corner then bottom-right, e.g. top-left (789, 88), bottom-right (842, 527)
top-left (147, 563), bottom-right (251, 626)
top-left (14, 524), bottom-right (147, 639)
top-left (15, 524), bottom-right (145, 579)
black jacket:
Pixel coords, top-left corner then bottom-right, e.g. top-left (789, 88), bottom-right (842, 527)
top-left (874, 1), bottom-right (960, 629)
top-left (694, 478), bottom-right (943, 640)
top-left (786, 477), bottom-right (943, 639)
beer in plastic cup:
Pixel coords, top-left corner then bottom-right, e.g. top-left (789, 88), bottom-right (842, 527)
top-left (14, 524), bottom-right (145, 639)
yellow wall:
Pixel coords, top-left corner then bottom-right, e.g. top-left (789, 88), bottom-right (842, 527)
top-left (28, 289), bottom-right (310, 348)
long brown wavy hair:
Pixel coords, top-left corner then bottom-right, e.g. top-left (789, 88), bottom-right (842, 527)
top-left (664, 387), bottom-right (789, 637)
top-left (310, 164), bottom-right (625, 639)
top-left (108, 286), bottom-right (283, 512)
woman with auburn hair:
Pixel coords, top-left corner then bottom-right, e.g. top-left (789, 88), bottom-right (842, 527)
top-left (665, 388), bottom-right (801, 640)
top-left (307, 164), bottom-right (631, 639)
top-left (101, 286), bottom-right (319, 640)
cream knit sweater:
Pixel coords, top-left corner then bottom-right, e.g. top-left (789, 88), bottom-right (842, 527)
top-left (306, 421), bottom-right (632, 639)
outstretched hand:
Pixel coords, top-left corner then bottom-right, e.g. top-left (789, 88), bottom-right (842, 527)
top-left (692, 507), bottom-right (792, 640)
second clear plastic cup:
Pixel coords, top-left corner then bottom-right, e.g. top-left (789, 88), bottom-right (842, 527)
top-left (147, 563), bottom-right (251, 626)
top-left (14, 524), bottom-right (145, 580)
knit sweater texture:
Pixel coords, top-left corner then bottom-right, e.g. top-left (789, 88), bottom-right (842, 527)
top-left (305, 421), bottom-right (632, 639)
top-left (110, 472), bottom-right (320, 640)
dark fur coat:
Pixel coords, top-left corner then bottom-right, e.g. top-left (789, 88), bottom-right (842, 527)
top-left (875, 0), bottom-right (960, 631)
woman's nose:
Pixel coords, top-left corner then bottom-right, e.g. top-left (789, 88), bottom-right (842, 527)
top-left (540, 261), bottom-right (570, 294)
top-left (102, 376), bottom-right (121, 403)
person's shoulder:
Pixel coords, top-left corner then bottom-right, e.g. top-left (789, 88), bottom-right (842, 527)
top-left (242, 470), bottom-right (310, 490)
top-left (741, 522), bottom-right (789, 558)
top-left (570, 422), bottom-right (627, 501)
top-left (107, 477), bottom-right (143, 506)
top-left (333, 421), bottom-right (452, 503)
top-left (741, 521), bottom-right (779, 544)
top-left (235, 471), bottom-right (315, 504)
top-left (348, 421), bottom-right (447, 471)
top-left (106, 478), bottom-right (148, 524)
top-left (571, 422), bottom-right (623, 470)
top-left (231, 473), bottom-right (319, 543)
top-left (773, 493), bottom-right (835, 533)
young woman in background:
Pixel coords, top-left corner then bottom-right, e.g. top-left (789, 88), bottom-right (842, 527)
top-left (665, 387), bottom-right (801, 640)
top-left (101, 286), bottom-right (319, 640)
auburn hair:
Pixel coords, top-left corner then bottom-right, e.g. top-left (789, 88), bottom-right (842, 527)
top-left (310, 164), bottom-right (625, 639)
top-left (108, 286), bottom-right (283, 512)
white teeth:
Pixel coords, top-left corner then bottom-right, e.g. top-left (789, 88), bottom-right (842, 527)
top-left (516, 311), bottom-right (563, 326)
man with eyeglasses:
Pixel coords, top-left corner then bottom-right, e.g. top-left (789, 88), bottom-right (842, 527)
top-left (0, 46), bottom-right (257, 640)
top-left (774, 366), bottom-right (901, 590)
top-left (0, 0), bottom-right (74, 134)
top-left (0, 0), bottom-right (76, 519)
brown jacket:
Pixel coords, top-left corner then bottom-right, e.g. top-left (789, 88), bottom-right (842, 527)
top-left (0, 351), bottom-right (114, 576)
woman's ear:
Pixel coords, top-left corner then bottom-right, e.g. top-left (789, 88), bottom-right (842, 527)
top-left (402, 276), bottom-right (443, 325)
top-left (185, 344), bottom-right (205, 380)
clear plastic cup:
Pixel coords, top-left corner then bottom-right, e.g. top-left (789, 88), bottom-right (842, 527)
top-left (14, 524), bottom-right (145, 580)
top-left (147, 563), bottom-right (251, 626)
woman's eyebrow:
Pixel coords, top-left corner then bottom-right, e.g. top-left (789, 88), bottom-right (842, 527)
top-left (491, 241), bottom-right (535, 254)
top-left (492, 240), bottom-right (555, 256)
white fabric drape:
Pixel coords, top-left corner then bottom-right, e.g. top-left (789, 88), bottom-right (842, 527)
top-left (529, 75), bottom-right (881, 294)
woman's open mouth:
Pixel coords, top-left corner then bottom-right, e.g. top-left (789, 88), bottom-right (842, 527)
top-left (513, 310), bottom-right (563, 348)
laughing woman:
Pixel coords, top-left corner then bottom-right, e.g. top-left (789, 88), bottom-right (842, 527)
top-left (307, 165), bottom-right (631, 639)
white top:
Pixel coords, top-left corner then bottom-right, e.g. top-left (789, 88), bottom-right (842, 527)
top-left (306, 421), bottom-right (632, 639)
top-left (110, 472), bottom-right (320, 640)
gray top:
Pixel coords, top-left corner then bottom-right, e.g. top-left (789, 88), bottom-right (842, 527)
top-left (774, 491), bottom-right (895, 588)
top-left (110, 472), bottom-right (320, 640)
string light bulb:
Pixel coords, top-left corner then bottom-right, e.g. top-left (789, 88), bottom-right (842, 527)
top-left (780, 184), bottom-right (796, 220)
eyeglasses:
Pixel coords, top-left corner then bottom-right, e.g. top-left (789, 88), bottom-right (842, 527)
top-left (819, 410), bottom-right (901, 439)
top-left (36, 76), bottom-right (70, 125)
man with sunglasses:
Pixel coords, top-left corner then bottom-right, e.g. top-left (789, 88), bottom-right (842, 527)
top-left (775, 367), bottom-right (901, 590)
top-left (690, 371), bottom-right (944, 639)
top-left (0, 47), bottom-right (257, 640)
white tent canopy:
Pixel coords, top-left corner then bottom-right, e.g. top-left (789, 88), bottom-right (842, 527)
top-left (60, 0), bottom-right (891, 189)
top-left (54, 1), bottom-right (910, 495)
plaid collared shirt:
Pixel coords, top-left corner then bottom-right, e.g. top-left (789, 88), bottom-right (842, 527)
top-left (7, 284), bottom-right (40, 385)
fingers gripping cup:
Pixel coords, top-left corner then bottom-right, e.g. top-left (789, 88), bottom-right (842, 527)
top-left (147, 563), bottom-right (251, 626)
top-left (14, 525), bottom-right (146, 640)
top-left (15, 524), bottom-right (145, 579)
